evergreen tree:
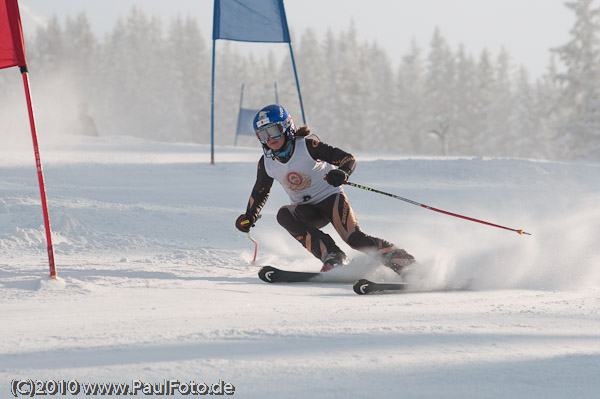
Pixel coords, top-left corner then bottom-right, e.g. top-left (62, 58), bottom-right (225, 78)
top-left (319, 29), bottom-right (344, 143)
top-left (395, 39), bottom-right (426, 153)
top-left (214, 41), bottom-right (248, 144)
top-left (14, 8), bottom-right (582, 161)
top-left (553, 0), bottom-right (600, 160)
top-left (97, 8), bottom-right (169, 140)
top-left (362, 42), bottom-right (395, 150)
top-left (275, 33), bottom-right (304, 127)
top-left (63, 13), bottom-right (97, 91)
top-left (24, 16), bottom-right (97, 136)
top-left (535, 56), bottom-right (563, 159)
top-left (488, 48), bottom-right (514, 156)
top-left (470, 49), bottom-right (495, 155)
top-left (424, 28), bottom-right (455, 155)
top-left (296, 28), bottom-right (327, 132)
top-left (510, 67), bottom-right (539, 158)
top-left (452, 44), bottom-right (478, 155)
top-left (167, 16), bottom-right (210, 143)
top-left (335, 22), bottom-right (365, 149)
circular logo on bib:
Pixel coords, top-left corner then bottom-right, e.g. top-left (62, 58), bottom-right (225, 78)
top-left (285, 172), bottom-right (311, 191)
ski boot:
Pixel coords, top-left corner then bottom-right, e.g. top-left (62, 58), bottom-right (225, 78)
top-left (382, 248), bottom-right (416, 274)
top-left (320, 251), bottom-right (349, 272)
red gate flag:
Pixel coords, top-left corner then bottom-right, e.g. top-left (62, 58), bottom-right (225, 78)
top-left (0, 0), bottom-right (27, 69)
top-left (1, 0), bottom-right (57, 279)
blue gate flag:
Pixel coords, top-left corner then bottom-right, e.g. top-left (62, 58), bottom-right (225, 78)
top-left (236, 108), bottom-right (260, 137)
top-left (213, 0), bottom-right (291, 43)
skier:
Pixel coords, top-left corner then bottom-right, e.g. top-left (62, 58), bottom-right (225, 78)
top-left (235, 104), bottom-right (415, 273)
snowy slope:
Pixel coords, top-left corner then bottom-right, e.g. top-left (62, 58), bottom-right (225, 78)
top-left (1, 135), bottom-right (599, 398)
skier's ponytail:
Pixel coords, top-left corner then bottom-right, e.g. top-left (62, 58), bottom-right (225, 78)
top-left (295, 126), bottom-right (311, 137)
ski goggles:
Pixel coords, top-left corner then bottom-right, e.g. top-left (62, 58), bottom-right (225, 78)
top-left (256, 123), bottom-right (284, 143)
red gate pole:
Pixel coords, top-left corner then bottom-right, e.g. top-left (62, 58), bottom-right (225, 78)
top-left (20, 66), bottom-right (57, 279)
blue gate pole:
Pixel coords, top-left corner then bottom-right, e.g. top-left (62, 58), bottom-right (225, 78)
top-left (210, 39), bottom-right (216, 165)
top-left (234, 83), bottom-right (245, 146)
top-left (288, 43), bottom-right (306, 125)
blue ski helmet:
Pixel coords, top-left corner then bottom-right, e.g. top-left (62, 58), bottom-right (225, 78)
top-left (253, 104), bottom-right (295, 144)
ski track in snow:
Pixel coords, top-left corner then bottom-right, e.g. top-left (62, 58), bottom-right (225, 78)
top-left (1, 135), bottom-right (599, 398)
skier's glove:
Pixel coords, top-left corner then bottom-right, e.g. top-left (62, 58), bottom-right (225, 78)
top-left (326, 169), bottom-right (348, 187)
top-left (235, 213), bottom-right (257, 233)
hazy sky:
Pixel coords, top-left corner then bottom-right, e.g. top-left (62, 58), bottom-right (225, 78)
top-left (21, 0), bottom-right (573, 77)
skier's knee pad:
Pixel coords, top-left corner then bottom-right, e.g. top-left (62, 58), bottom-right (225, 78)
top-left (276, 206), bottom-right (296, 230)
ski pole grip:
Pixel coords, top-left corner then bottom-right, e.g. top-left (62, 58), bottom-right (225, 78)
top-left (323, 173), bottom-right (348, 184)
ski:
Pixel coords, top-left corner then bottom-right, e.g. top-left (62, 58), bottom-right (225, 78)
top-left (353, 279), bottom-right (411, 295)
top-left (258, 266), bottom-right (357, 284)
top-left (259, 267), bottom-right (473, 294)
top-left (353, 278), bottom-right (473, 295)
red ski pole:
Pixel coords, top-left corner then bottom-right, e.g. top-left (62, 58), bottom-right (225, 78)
top-left (247, 232), bottom-right (258, 264)
top-left (241, 215), bottom-right (260, 264)
top-left (344, 180), bottom-right (531, 236)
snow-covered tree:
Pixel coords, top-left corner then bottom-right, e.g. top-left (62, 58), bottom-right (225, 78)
top-left (96, 8), bottom-right (169, 140)
top-left (335, 22), bottom-right (366, 149)
top-left (424, 28), bottom-right (455, 155)
top-left (296, 28), bottom-right (327, 132)
top-left (470, 49), bottom-right (495, 155)
top-left (395, 40), bottom-right (426, 154)
top-left (361, 42), bottom-right (396, 150)
top-left (488, 48), bottom-right (514, 156)
top-left (534, 56), bottom-right (564, 159)
top-left (166, 16), bottom-right (210, 142)
top-left (452, 44), bottom-right (478, 155)
top-left (553, 0), bottom-right (600, 160)
top-left (510, 67), bottom-right (539, 158)
top-left (15, 8), bottom-right (587, 161)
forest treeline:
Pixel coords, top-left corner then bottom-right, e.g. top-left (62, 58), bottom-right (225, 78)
top-left (1, 0), bottom-right (599, 161)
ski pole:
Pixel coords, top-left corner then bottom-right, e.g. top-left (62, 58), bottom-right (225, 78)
top-left (344, 180), bottom-right (531, 236)
top-left (240, 215), bottom-right (261, 263)
top-left (247, 232), bottom-right (258, 264)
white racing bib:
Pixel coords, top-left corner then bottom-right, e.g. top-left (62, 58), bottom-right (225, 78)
top-left (264, 138), bottom-right (341, 204)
